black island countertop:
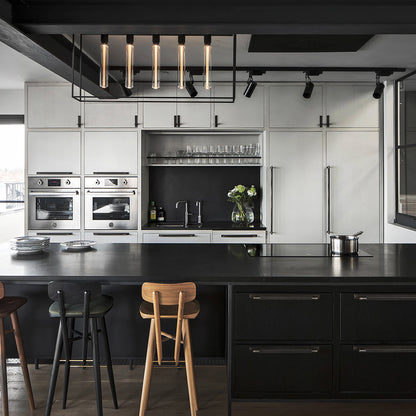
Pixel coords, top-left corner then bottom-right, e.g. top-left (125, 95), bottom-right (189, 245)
top-left (1, 243), bottom-right (416, 285)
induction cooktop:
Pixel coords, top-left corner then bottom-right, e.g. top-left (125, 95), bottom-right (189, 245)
top-left (246, 244), bottom-right (373, 257)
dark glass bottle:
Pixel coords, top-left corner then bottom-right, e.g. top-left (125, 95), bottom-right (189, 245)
top-left (149, 201), bottom-right (157, 223)
top-left (157, 206), bottom-right (166, 222)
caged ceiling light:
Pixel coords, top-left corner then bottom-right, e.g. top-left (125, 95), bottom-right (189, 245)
top-left (99, 34), bottom-right (109, 89)
top-left (177, 35), bottom-right (186, 90)
top-left (125, 35), bottom-right (134, 89)
top-left (152, 35), bottom-right (160, 90)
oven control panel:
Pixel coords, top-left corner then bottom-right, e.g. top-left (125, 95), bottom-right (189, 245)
top-left (28, 177), bottom-right (81, 189)
top-left (85, 177), bottom-right (138, 188)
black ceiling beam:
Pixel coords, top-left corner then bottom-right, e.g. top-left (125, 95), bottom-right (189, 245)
top-left (11, 2), bottom-right (416, 34)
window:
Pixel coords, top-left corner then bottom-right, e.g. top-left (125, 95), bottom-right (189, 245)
top-left (0, 121), bottom-right (24, 242)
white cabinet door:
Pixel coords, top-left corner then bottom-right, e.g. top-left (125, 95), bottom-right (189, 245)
top-left (85, 231), bottom-right (138, 243)
top-left (177, 88), bottom-right (211, 128)
top-left (326, 85), bottom-right (379, 128)
top-left (143, 87), bottom-right (177, 128)
top-left (269, 132), bottom-right (324, 243)
top-left (270, 85), bottom-right (323, 128)
top-left (142, 230), bottom-right (211, 243)
top-left (214, 84), bottom-right (264, 128)
top-left (27, 84), bottom-right (81, 128)
top-left (326, 131), bottom-right (380, 242)
top-left (84, 131), bottom-right (138, 175)
top-left (84, 102), bottom-right (140, 128)
top-left (27, 132), bottom-right (81, 175)
top-left (212, 230), bottom-right (266, 244)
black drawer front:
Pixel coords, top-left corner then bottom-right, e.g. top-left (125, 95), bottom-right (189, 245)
top-left (233, 344), bottom-right (332, 396)
top-left (340, 345), bottom-right (416, 393)
top-left (234, 293), bottom-right (332, 341)
top-left (341, 293), bottom-right (416, 341)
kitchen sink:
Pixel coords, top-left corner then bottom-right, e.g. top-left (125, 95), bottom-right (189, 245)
top-left (151, 222), bottom-right (203, 229)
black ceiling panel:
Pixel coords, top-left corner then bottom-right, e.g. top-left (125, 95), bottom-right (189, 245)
top-left (248, 35), bottom-right (374, 53)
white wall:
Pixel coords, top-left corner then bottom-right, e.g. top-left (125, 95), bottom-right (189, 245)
top-left (0, 89), bottom-right (24, 114)
top-left (383, 81), bottom-right (416, 242)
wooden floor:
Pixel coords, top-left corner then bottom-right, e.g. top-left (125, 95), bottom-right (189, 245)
top-left (4, 364), bottom-right (416, 415)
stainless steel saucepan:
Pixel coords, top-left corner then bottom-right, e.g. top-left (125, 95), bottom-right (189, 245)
top-left (329, 231), bottom-right (363, 255)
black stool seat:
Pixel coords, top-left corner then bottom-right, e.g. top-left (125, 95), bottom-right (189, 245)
top-left (49, 295), bottom-right (113, 317)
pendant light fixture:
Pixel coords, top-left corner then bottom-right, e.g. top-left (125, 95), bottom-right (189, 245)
top-left (152, 35), bottom-right (160, 89)
top-left (203, 35), bottom-right (212, 90)
top-left (373, 74), bottom-right (385, 99)
top-left (303, 74), bottom-right (314, 99)
top-left (243, 73), bottom-right (257, 98)
top-left (178, 35), bottom-right (186, 89)
top-left (99, 34), bottom-right (109, 89)
top-left (125, 35), bottom-right (134, 89)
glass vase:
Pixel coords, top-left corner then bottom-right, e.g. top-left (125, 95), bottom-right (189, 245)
top-left (231, 203), bottom-right (254, 225)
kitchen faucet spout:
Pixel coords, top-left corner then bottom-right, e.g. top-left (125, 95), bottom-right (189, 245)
top-left (175, 200), bottom-right (190, 228)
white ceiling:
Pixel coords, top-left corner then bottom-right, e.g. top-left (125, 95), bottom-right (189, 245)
top-left (2, 34), bottom-right (416, 89)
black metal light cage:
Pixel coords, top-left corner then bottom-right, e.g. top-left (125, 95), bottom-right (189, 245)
top-left (394, 69), bottom-right (416, 229)
top-left (71, 34), bottom-right (237, 103)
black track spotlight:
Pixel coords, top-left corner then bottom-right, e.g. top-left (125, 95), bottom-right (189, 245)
top-left (185, 73), bottom-right (198, 98)
top-left (243, 73), bottom-right (257, 98)
top-left (303, 74), bottom-right (314, 99)
top-left (373, 74), bottom-right (385, 99)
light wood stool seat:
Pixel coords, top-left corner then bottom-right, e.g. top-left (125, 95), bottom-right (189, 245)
top-left (139, 282), bottom-right (199, 416)
top-left (0, 283), bottom-right (35, 416)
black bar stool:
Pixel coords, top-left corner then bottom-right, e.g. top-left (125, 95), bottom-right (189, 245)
top-left (45, 281), bottom-right (118, 416)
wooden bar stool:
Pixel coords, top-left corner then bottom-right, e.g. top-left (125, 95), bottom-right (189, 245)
top-left (139, 282), bottom-right (200, 416)
top-left (45, 281), bottom-right (118, 416)
top-left (0, 282), bottom-right (35, 416)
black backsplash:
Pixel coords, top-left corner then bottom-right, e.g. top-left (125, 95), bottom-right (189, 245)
top-left (148, 167), bottom-right (261, 223)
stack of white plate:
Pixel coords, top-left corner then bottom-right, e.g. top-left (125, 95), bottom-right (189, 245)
top-left (10, 236), bottom-right (50, 255)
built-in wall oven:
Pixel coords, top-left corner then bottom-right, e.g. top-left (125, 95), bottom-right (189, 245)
top-left (28, 177), bottom-right (81, 230)
top-left (85, 177), bottom-right (138, 230)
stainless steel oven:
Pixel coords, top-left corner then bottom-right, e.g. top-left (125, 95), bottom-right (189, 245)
top-left (28, 177), bottom-right (81, 230)
top-left (85, 177), bottom-right (138, 230)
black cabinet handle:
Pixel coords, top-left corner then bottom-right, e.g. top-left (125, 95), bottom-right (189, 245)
top-left (158, 234), bottom-right (196, 237)
top-left (93, 232), bottom-right (131, 236)
top-left (177, 115), bottom-right (181, 127)
top-left (249, 346), bottom-right (320, 354)
top-left (220, 234), bottom-right (259, 238)
top-left (248, 294), bottom-right (320, 301)
top-left (36, 171), bottom-right (73, 175)
top-left (319, 115), bottom-right (323, 128)
top-left (134, 115), bottom-right (139, 127)
top-left (354, 345), bottom-right (416, 354)
top-left (326, 115), bottom-right (331, 127)
top-left (215, 115), bottom-right (219, 127)
top-left (36, 232), bottom-right (74, 236)
top-left (173, 115), bottom-right (177, 127)
top-left (92, 171), bottom-right (130, 175)
top-left (77, 115), bottom-right (82, 128)
top-left (354, 294), bottom-right (416, 301)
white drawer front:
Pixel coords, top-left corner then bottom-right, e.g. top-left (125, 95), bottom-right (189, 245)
top-left (27, 231), bottom-right (81, 243)
top-left (143, 231), bottom-right (211, 244)
top-left (212, 230), bottom-right (266, 244)
top-left (84, 231), bottom-right (138, 243)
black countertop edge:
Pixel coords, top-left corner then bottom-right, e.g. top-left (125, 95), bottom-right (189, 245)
top-left (142, 221), bottom-right (266, 230)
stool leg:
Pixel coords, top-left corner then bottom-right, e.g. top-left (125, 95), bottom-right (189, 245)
top-left (62, 317), bottom-right (75, 409)
top-left (0, 318), bottom-right (8, 416)
top-left (45, 321), bottom-right (63, 416)
top-left (10, 311), bottom-right (35, 411)
top-left (139, 319), bottom-right (155, 416)
top-left (91, 318), bottom-right (103, 416)
top-left (182, 319), bottom-right (198, 416)
top-left (99, 317), bottom-right (118, 409)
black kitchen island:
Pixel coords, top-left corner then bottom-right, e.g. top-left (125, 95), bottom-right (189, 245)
top-left (1, 242), bottom-right (416, 415)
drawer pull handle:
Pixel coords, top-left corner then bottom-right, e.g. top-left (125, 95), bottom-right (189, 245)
top-left (220, 234), bottom-right (259, 238)
top-left (93, 232), bottom-right (131, 236)
top-left (36, 232), bottom-right (74, 236)
top-left (250, 346), bottom-right (320, 354)
top-left (249, 294), bottom-right (320, 301)
top-left (36, 171), bottom-right (73, 175)
top-left (92, 172), bottom-right (130, 175)
top-left (354, 294), bottom-right (416, 301)
top-left (354, 346), bottom-right (416, 353)
top-left (158, 234), bottom-right (196, 237)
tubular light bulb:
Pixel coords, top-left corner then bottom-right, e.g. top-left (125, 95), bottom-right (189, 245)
top-left (152, 35), bottom-right (160, 89)
top-left (178, 35), bottom-right (186, 89)
top-left (204, 35), bottom-right (212, 90)
top-left (99, 35), bottom-right (109, 89)
top-left (125, 35), bottom-right (134, 89)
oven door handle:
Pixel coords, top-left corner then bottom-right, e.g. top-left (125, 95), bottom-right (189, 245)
top-left (86, 190), bottom-right (136, 195)
top-left (29, 191), bottom-right (79, 196)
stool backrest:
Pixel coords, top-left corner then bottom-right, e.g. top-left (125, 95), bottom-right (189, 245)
top-left (48, 281), bottom-right (102, 304)
top-left (142, 282), bottom-right (196, 365)
top-left (0, 282), bottom-right (4, 299)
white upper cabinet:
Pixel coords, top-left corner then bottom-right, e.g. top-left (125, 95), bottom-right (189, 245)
top-left (326, 131), bottom-right (380, 242)
top-left (269, 85), bottom-right (323, 128)
top-left (27, 84), bottom-right (81, 129)
top-left (84, 102), bottom-right (140, 128)
top-left (143, 87), bottom-right (177, 128)
top-left (176, 87), bottom-right (211, 128)
top-left (84, 131), bottom-right (138, 175)
top-left (214, 84), bottom-right (264, 128)
top-left (269, 131), bottom-right (324, 243)
top-left (27, 132), bottom-right (81, 175)
top-left (325, 85), bottom-right (379, 129)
